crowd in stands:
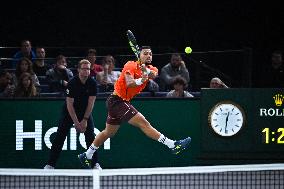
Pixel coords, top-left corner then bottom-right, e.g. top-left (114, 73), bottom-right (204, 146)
top-left (1, 39), bottom-right (283, 98)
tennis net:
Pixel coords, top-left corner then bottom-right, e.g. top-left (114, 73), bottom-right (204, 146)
top-left (0, 163), bottom-right (283, 189)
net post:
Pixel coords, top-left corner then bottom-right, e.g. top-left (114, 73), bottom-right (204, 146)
top-left (92, 169), bottom-right (100, 189)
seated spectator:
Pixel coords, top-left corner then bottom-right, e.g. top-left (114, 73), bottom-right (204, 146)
top-left (14, 72), bottom-right (39, 97)
top-left (13, 57), bottom-right (40, 87)
top-left (12, 40), bottom-right (36, 68)
top-left (86, 49), bottom-right (103, 77)
top-left (96, 55), bottom-right (120, 91)
top-left (160, 53), bottom-right (190, 91)
top-left (166, 76), bottom-right (193, 98)
top-left (46, 55), bottom-right (73, 93)
top-left (0, 70), bottom-right (14, 97)
top-left (33, 47), bottom-right (51, 76)
top-left (209, 77), bottom-right (229, 88)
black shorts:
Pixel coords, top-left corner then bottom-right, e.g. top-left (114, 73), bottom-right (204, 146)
top-left (106, 95), bottom-right (138, 125)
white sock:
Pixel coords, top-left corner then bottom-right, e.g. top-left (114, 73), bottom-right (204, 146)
top-left (158, 134), bottom-right (175, 148)
top-left (85, 144), bottom-right (98, 159)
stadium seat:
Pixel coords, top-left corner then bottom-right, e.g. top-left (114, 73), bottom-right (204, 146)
top-left (153, 92), bottom-right (168, 97)
top-left (40, 92), bottom-right (63, 98)
top-left (38, 84), bottom-right (50, 93)
top-left (191, 92), bottom-right (201, 98)
top-left (37, 76), bottom-right (48, 85)
top-left (136, 92), bottom-right (152, 97)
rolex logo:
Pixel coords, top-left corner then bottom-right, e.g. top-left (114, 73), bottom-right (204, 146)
top-left (273, 94), bottom-right (284, 107)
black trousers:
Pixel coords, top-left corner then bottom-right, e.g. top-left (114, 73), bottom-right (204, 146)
top-left (47, 107), bottom-right (99, 168)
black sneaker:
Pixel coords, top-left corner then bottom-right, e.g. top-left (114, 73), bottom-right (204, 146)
top-left (78, 153), bottom-right (91, 169)
top-left (171, 137), bottom-right (191, 155)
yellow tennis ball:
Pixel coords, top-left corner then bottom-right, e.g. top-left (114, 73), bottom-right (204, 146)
top-left (185, 46), bottom-right (192, 54)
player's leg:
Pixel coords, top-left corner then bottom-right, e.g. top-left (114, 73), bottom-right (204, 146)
top-left (86, 123), bottom-right (120, 158)
top-left (128, 112), bottom-right (174, 146)
top-left (78, 95), bottom-right (124, 168)
top-left (44, 112), bottom-right (72, 169)
top-left (94, 123), bottom-right (120, 146)
top-left (84, 116), bottom-right (101, 169)
top-left (128, 112), bottom-right (191, 154)
top-left (78, 123), bottom-right (120, 168)
top-left (128, 112), bottom-right (160, 140)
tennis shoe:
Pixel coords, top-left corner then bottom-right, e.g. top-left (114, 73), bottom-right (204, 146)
top-left (78, 153), bottom-right (91, 169)
top-left (171, 137), bottom-right (191, 155)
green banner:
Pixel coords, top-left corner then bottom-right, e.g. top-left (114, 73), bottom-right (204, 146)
top-left (0, 98), bottom-right (200, 169)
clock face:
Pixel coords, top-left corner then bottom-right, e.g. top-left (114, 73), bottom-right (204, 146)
top-left (209, 101), bottom-right (245, 137)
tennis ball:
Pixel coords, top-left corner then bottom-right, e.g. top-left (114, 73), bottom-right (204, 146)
top-left (185, 46), bottom-right (192, 54)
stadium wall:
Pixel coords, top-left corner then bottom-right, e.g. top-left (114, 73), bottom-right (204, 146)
top-left (0, 98), bottom-right (200, 169)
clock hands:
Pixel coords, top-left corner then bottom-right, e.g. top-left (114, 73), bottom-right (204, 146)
top-left (210, 102), bottom-right (244, 137)
top-left (225, 111), bottom-right (230, 133)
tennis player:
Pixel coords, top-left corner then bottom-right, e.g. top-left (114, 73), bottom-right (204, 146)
top-left (78, 46), bottom-right (191, 168)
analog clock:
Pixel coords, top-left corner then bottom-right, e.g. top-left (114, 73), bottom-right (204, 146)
top-left (208, 101), bottom-right (245, 137)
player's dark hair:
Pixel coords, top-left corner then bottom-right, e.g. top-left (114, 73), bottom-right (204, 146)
top-left (140, 46), bottom-right (151, 51)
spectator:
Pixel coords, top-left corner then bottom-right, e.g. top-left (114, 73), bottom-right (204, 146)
top-left (46, 55), bottom-right (73, 93)
top-left (160, 53), bottom-right (190, 91)
top-left (14, 72), bottom-right (39, 97)
top-left (166, 76), bottom-right (193, 98)
top-left (0, 70), bottom-right (14, 97)
top-left (209, 77), bottom-right (228, 88)
top-left (33, 47), bottom-right (51, 76)
top-left (96, 55), bottom-right (121, 92)
top-left (265, 50), bottom-right (284, 88)
top-left (13, 57), bottom-right (40, 87)
top-left (86, 49), bottom-right (103, 77)
top-left (12, 40), bottom-right (36, 68)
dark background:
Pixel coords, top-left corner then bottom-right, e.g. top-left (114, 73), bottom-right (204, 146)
top-left (0, 0), bottom-right (283, 87)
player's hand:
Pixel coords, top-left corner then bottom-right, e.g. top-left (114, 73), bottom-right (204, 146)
top-left (141, 73), bottom-right (148, 83)
top-left (148, 71), bottom-right (157, 79)
top-left (140, 64), bottom-right (147, 73)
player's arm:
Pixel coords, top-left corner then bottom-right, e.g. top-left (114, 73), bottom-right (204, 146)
top-left (140, 64), bottom-right (158, 80)
top-left (125, 72), bottom-right (148, 88)
top-left (148, 67), bottom-right (158, 79)
top-left (66, 97), bottom-right (80, 125)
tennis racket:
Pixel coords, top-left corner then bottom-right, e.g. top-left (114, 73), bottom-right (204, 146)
top-left (126, 30), bottom-right (140, 60)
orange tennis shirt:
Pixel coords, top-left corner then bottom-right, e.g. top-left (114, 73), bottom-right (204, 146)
top-left (114, 61), bottom-right (158, 101)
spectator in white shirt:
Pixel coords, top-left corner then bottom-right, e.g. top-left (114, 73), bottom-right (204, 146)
top-left (96, 55), bottom-right (121, 92)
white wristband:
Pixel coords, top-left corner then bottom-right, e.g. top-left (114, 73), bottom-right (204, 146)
top-left (145, 68), bottom-right (151, 75)
top-left (135, 78), bottom-right (143, 86)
